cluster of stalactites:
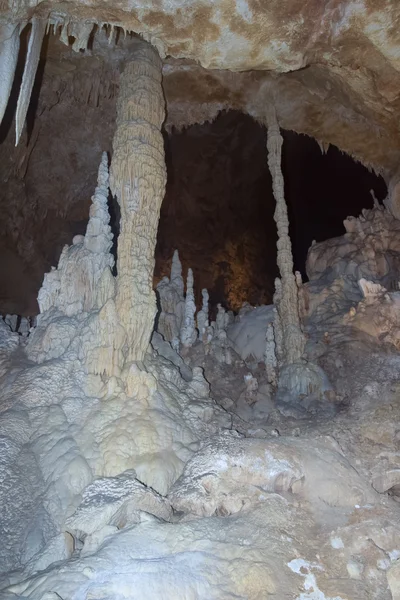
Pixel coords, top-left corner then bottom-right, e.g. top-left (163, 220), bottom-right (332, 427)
top-left (37, 153), bottom-right (115, 317)
top-left (0, 18), bottom-right (165, 147)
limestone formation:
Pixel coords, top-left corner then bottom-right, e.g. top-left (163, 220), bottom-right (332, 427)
top-left (168, 433), bottom-right (376, 517)
top-left (156, 250), bottom-right (185, 345)
top-left (180, 268), bottom-right (197, 349)
top-left (15, 19), bottom-right (46, 145)
top-left (2, 5), bottom-right (400, 598)
top-left (65, 470), bottom-right (172, 539)
top-left (110, 40), bottom-right (167, 363)
top-left (266, 108), bottom-right (305, 367)
top-left (3, 168), bottom-right (400, 600)
top-left (0, 23), bottom-right (19, 126)
top-left (265, 321), bottom-right (277, 386)
top-left (196, 288), bottom-right (209, 341)
top-left (36, 153), bottom-right (114, 318)
top-left (227, 304), bottom-right (274, 362)
top-left (170, 249), bottom-right (184, 297)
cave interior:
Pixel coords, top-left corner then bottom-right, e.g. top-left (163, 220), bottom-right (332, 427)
top-left (0, 29), bottom-right (388, 317)
top-left (1, 12), bottom-right (400, 600)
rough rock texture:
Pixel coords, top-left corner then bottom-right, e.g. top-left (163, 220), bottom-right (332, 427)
top-left (110, 40), bottom-right (167, 362)
top-left (65, 470), bottom-right (172, 538)
top-left (168, 432), bottom-right (377, 517)
top-left (0, 149), bottom-right (233, 585)
top-left (1, 1), bottom-right (399, 174)
top-left (2, 187), bottom-right (400, 598)
top-left (227, 304), bottom-right (274, 362)
top-left (180, 268), bottom-right (197, 349)
top-left (266, 109), bottom-right (305, 367)
top-left (1, 5), bottom-right (400, 597)
top-left (0, 33), bottom-right (387, 316)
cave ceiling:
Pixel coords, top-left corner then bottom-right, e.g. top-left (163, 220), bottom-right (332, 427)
top-left (0, 0), bottom-right (399, 178)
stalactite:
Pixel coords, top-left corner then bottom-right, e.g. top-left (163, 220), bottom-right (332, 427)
top-left (266, 108), bottom-right (305, 366)
top-left (0, 23), bottom-right (19, 126)
top-left (109, 41), bottom-right (167, 362)
top-left (15, 19), bottom-right (46, 146)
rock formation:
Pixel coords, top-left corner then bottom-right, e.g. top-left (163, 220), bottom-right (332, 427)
top-left (110, 40), bottom-right (167, 363)
top-left (266, 108), bottom-right (305, 368)
top-left (1, 6), bottom-right (400, 600)
top-left (196, 288), bottom-right (209, 341)
top-left (180, 267), bottom-right (197, 349)
top-left (156, 250), bottom-right (185, 347)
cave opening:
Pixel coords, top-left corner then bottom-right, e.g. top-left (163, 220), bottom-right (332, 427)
top-left (154, 110), bottom-right (388, 314)
top-left (155, 111), bottom-right (278, 313)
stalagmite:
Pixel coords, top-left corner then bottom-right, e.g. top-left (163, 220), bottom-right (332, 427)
top-left (110, 41), bottom-right (167, 362)
top-left (266, 108), bottom-right (305, 367)
top-left (216, 304), bottom-right (230, 332)
top-left (180, 268), bottom-right (197, 348)
top-left (197, 288), bottom-right (209, 341)
top-left (37, 153), bottom-right (114, 317)
top-left (0, 23), bottom-right (19, 126)
top-left (265, 321), bottom-right (277, 386)
top-left (84, 152), bottom-right (113, 255)
top-left (171, 249), bottom-right (184, 297)
top-left (15, 19), bottom-right (46, 145)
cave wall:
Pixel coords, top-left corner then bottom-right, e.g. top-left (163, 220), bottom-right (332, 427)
top-left (0, 34), bottom-right (118, 314)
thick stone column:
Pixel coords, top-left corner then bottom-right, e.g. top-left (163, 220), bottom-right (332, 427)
top-left (110, 41), bottom-right (167, 362)
top-left (266, 108), bottom-right (305, 366)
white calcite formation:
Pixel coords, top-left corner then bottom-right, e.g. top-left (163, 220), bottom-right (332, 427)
top-left (156, 250), bottom-right (185, 347)
top-left (265, 320), bottom-right (278, 386)
top-left (0, 137), bottom-right (231, 588)
top-left (65, 469), bottom-right (172, 540)
top-left (227, 304), bottom-right (274, 362)
top-left (109, 41), bottom-right (167, 363)
top-left (180, 268), bottom-right (197, 349)
top-left (2, 183), bottom-right (400, 600)
top-left (266, 108), bottom-right (305, 368)
top-left (2, 30), bottom-right (400, 600)
top-left (196, 288), bottom-right (209, 341)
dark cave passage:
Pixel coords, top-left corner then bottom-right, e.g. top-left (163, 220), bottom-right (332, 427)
top-left (282, 131), bottom-right (388, 278)
top-left (155, 111), bottom-right (278, 312)
top-left (155, 111), bottom-right (387, 311)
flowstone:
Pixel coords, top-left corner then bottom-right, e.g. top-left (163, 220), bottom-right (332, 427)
top-left (0, 150), bottom-right (231, 584)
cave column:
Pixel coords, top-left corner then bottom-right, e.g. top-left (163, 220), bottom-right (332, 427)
top-left (266, 108), bottom-right (305, 366)
top-left (110, 41), bottom-right (167, 362)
